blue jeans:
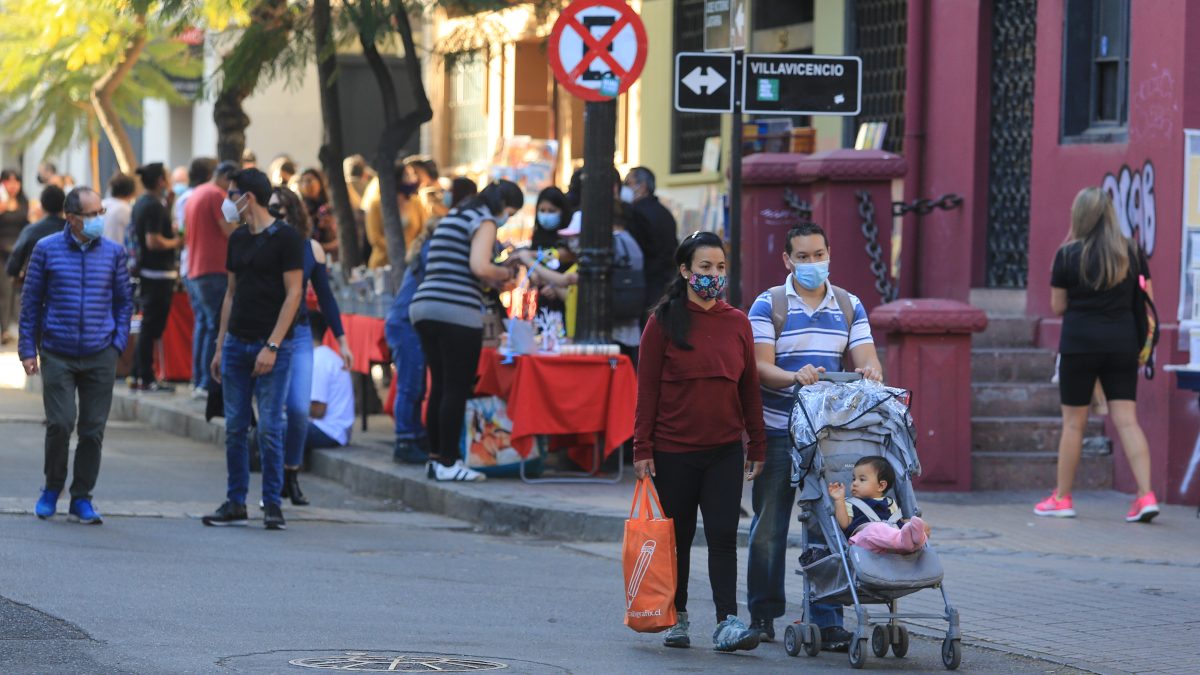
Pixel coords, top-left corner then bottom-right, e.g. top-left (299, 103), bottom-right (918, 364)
top-left (305, 420), bottom-right (344, 450)
top-left (190, 274), bottom-right (228, 391)
top-left (222, 334), bottom-right (293, 507)
top-left (283, 322), bottom-right (313, 468)
top-left (388, 319), bottom-right (426, 442)
top-left (183, 278), bottom-right (202, 387)
top-left (747, 435), bottom-right (843, 628)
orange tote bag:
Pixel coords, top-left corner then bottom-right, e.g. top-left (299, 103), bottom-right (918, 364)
top-left (623, 477), bottom-right (677, 633)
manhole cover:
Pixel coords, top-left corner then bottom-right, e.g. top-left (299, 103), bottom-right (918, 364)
top-left (289, 652), bottom-right (506, 672)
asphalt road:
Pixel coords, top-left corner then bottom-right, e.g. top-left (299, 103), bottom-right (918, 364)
top-left (0, 390), bottom-right (1082, 674)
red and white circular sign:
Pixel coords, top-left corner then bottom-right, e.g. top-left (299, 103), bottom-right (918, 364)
top-left (548, 0), bottom-right (648, 102)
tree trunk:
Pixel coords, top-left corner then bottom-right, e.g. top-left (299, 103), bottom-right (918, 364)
top-left (214, 86), bottom-right (252, 162)
top-left (314, 0), bottom-right (362, 272)
top-left (360, 0), bottom-right (435, 290)
top-left (92, 16), bottom-right (147, 174)
top-left (214, 0), bottom-right (292, 163)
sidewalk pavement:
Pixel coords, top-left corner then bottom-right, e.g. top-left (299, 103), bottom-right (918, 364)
top-left (19, 378), bottom-right (1200, 675)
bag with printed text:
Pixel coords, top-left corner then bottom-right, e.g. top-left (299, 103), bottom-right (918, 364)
top-left (622, 478), bottom-right (676, 633)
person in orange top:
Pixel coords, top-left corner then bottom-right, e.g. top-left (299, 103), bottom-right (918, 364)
top-left (363, 161), bottom-right (427, 269)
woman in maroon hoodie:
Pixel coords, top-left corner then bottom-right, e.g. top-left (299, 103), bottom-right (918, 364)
top-left (634, 230), bottom-right (767, 652)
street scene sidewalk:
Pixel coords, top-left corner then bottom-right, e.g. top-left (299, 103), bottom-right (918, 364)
top-left (47, 377), bottom-right (1198, 675)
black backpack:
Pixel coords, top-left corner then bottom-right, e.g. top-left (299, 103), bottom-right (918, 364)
top-left (611, 234), bottom-right (645, 320)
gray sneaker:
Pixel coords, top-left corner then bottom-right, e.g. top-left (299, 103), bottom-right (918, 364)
top-left (713, 615), bottom-right (761, 652)
top-left (663, 612), bottom-right (690, 648)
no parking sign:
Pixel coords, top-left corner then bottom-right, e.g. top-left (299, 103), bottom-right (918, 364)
top-left (548, 0), bottom-right (648, 102)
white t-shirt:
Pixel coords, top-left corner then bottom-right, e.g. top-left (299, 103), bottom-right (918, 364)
top-left (101, 197), bottom-right (132, 246)
top-left (310, 344), bottom-right (354, 445)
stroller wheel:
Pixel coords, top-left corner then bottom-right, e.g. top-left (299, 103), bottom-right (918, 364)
top-left (942, 637), bottom-right (962, 670)
top-left (871, 625), bottom-right (889, 658)
top-left (803, 623), bottom-right (821, 657)
top-left (892, 626), bottom-right (910, 658)
top-left (849, 638), bottom-right (868, 669)
top-left (783, 624), bottom-right (801, 657)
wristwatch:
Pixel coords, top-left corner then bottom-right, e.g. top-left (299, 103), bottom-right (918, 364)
top-left (267, 342), bottom-right (280, 353)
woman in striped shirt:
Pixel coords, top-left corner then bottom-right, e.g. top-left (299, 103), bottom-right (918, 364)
top-left (409, 180), bottom-right (524, 482)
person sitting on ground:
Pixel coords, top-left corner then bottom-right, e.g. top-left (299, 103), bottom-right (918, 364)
top-left (305, 311), bottom-right (355, 453)
top-left (828, 456), bottom-right (931, 554)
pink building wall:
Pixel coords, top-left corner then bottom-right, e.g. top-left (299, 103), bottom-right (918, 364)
top-left (1026, 0), bottom-right (1200, 503)
top-left (911, 1), bottom-right (1200, 503)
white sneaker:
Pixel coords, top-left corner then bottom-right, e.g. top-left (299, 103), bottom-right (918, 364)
top-left (191, 387), bottom-right (208, 400)
top-left (427, 460), bottom-right (486, 482)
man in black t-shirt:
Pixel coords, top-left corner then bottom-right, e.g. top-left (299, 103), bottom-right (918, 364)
top-left (131, 163), bottom-right (182, 392)
top-left (203, 168), bottom-right (304, 531)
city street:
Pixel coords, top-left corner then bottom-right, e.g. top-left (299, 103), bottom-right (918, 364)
top-left (0, 388), bottom-right (1085, 674)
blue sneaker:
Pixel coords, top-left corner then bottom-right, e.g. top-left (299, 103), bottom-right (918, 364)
top-left (35, 488), bottom-right (60, 519)
top-left (713, 615), bottom-right (760, 652)
top-left (68, 498), bottom-right (103, 525)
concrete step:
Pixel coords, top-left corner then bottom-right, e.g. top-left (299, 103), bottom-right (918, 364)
top-left (972, 451), bottom-right (1113, 491)
top-left (971, 348), bottom-right (1057, 383)
top-left (971, 416), bottom-right (1110, 455)
top-left (972, 382), bottom-right (1061, 417)
top-left (972, 315), bottom-right (1038, 348)
top-left (969, 288), bottom-right (1027, 316)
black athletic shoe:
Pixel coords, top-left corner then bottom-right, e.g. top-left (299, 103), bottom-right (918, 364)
top-left (750, 618), bottom-right (775, 643)
top-left (263, 503), bottom-right (287, 530)
top-left (393, 440), bottom-right (428, 465)
top-left (201, 500), bottom-right (248, 527)
top-left (821, 626), bottom-right (854, 652)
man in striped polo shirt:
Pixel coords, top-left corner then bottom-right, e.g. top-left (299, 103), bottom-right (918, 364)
top-left (744, 222), bottom-right (882, 650)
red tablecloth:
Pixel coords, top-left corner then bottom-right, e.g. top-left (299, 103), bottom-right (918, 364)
top-left (474, 349), bottom-right (636, 461)
top-left (155, 291), bottom-right (194, 383)
top-left (324, 313), bottom-right (390, 375)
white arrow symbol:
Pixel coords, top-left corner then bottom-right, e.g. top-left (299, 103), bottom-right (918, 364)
top-left (682, 66), bottom-right (727, 95)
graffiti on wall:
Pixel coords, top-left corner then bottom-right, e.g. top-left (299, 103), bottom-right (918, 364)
top-left (1102, 161), bottom-right (1156, 257)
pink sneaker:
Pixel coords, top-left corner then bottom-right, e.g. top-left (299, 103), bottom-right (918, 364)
top-left (1125, 492), bottom-right (1160, 523)
top-left (1034, 491), bottom-right (1075, 517)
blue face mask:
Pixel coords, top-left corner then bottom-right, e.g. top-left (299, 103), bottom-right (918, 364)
top-left (82, 215), bottom-right (105, 240)
top-left (792, 260), bottom-right (831, 290)
top-left (492, 209), bottom-right (509, 227)
top-left (442, 191), bottom-right (454, 208)
top-left (172, 184), bottom-right (187, 197)
top-left (536, 211), bottom-right (561, 229)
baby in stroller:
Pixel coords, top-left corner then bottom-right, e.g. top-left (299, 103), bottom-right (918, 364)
top-left (829, 456), bottom-right (931, 554)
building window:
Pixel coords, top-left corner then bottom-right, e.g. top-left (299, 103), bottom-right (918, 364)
top-left (447, 51), bottom-right (488, 168)
top-left (671, 0), bottom-right (721, 174)
top-left (1061, 0), bottom-right (1130, 142)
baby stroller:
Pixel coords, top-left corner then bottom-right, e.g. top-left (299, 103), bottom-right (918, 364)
top-left (781, 374), bottom-right (961, 670)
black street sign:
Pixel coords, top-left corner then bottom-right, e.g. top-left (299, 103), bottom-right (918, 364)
top-left (741, 54), bottom-right (862, 116)
top-left (674, 52), bottom-right (736, 114)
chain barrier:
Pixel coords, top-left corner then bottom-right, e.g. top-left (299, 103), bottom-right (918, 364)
top-left (891, 194), bottom-right (964, 217)
top-left (856, 190), bottom-right (897, 304)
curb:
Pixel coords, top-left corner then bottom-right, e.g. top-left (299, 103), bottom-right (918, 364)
top-left (95, 386), bottom-right (777, 546)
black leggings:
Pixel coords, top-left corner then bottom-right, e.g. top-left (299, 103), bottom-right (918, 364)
top-left (135, 278), bottom-right (174, 385)
top-left (652, 443), bottom-right (744, 622)
top-left (415, 320), bottom-right (483, 467)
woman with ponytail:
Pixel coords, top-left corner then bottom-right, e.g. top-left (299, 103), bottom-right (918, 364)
top-left (633, 231), bottom-right (766, 652)
top-left (1036, 187), bottom-right (1158, 523)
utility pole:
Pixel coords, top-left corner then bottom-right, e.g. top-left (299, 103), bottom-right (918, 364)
top-left (574, 99), bottom-right (617, 345)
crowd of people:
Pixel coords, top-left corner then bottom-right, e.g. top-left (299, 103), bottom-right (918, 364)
top-left (8, 147), bottom-right (1158, 654)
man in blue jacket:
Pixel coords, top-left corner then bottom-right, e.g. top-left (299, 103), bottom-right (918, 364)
top-left (20, 187), bottom-right (133, 525)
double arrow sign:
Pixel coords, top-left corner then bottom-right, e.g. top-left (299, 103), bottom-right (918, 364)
top-left (674, 51), bottom-right (862, 116)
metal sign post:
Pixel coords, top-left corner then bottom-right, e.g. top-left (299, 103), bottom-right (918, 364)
top-left (549, 0), bottom-right (648, 343)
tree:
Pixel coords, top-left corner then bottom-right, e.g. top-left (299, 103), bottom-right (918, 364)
top-left (211, 0), bottom-right (311, 162)
top-left (314, 0), bottom-right (363, 270)
top-left (0, 0), bottom-right (248, 174)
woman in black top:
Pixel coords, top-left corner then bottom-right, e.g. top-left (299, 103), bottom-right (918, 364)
top-left (1036, 187), bottom-right (1158, 523)
top-left (0, 169), bottom-right (29, 344)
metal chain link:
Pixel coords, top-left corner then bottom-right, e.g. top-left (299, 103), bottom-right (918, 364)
top-left (856, 190), bottom-right (897, 304)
